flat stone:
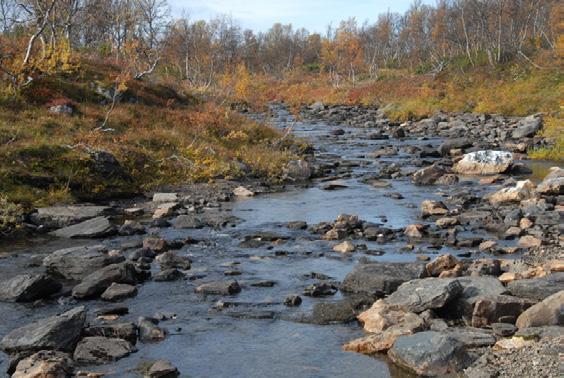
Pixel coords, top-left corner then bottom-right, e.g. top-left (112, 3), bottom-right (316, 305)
top-left (385, 278), bottom-right (463, 313)
top-left (101, 283), bottom-right (138, 302)
top-left (445, 327), bottom-right (496, 347)
top-left (233, 186), bottom-right (255, 197)
top-left (73, 337), bottom-right (136, 364)
top-left (195, 280), bottom-right (241, 295)
top-left (491, 323), bottom-right (517, 337)
top-left (50, 217), bottom-right (116, 238)
top-left (341, 262), bottom-right (426, 297)
top-left (72, 262), bottom-right (144, 300)
top-left (83, 323), bottom-right (138, 344)
top-left (0, 274), bottom-right (62, 302)
top-left (507, 273), bottom-right (564, 301)
top-left (152, 193), bottom-right (178, 203)
top-left (1, 306), bottom-right (85, 355)
top-left (12, 350), bottom-right (73, 378)
top-left (516, 291), bottom-right (564, 328)
top-left (388, 331), bottom-right (472, 376)
top-left (30, 206), bottom-right (113, 229)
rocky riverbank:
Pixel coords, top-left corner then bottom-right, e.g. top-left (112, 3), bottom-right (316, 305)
top-left (0, 104), bottom-right (562, 377)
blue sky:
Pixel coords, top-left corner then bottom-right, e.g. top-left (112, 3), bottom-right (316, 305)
top-left (169, 0), bottom-right (431, 32)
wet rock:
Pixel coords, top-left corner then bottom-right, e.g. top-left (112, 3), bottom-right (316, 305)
top-left (321, 181), bottom-right (348, 190)
top-left (421, 200), bottom-right (449, 217)
top-left (488, 180), bottom-right (535, 205)
top-left (438, 138), bottom-right (473, 156)
top-left (154, 269), bottom-right (185, 282)
top-left (50, 217), bottom-right (116, 238)
top-left (471, 295), bottom-right (535, 327)
top-left (284, 160), bottom-right (312, 182)
top-left (507, 273), bottom-right (564, 301)
top-left (536, 167), bottom-right (563, 195)
top-left (454, 150), bottom-right (513, 175)
top-left (309, 301), bottom-right (356, 324)
top-left (119, 220), bottom-right (145, 236)
top-left (83, 323), bottom-right (138, 344)
top-left (0, 274), bottom-right (62, 302)
top-left (146, 359), bottom-right (179, 378)
top-left (303, 282), bottom-right (337, 297)
top-left (73, 337), bottom-right (136, 364)
top-left (412, 165), bottom-right (445, 186)
top-left (12, 350), bottom-right (73, 378)
top-left (404, 224), bottom-right (427, 239)
top-left (95, 306), bottom-right (129, 317)
top-left (284, 295), bottom-right (302, 307)
top-left (515, 291), bottom-right (564, 328)
top-left (332, 240), bottom-right (356, 253)
top-left (138, 317), bottom-right (167, 342)
top-left (287, 221), bottom-right (307, 230)
top-left (30, 206), bottom-right (113, 229)
top-left (156, 251), bottom-right (191, 270)
top-left (388, 331), bottom-right (472, 376)
top-left (101, 283), bottom-right (138, 302)
top-left (341, 262), bottom-right (426, 297)
top-left (72, 262), bottom-right (144, 300)
top-left (1, 306), bottom-right (85, 355)
top-left (385, 278), bottom-right (463, 313)
top-left (195, 280), bottom-right (241, 295)
top-left (425, 254), bottom-right (458, 277)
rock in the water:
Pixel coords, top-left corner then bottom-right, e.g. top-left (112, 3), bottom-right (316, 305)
top-left (1, 307), bottom-right (85, 354)
top-left (284, 160), bottom-right (312, 182)
top-left (507, 273), bottom-right (564, 301)
top-left (515, 291), bottom-right (564, 328)
top-left (385, 278), bottom-right (463, 313)
top-left (72, 262), bottom-right (144, 299)
top-left (404, 224), bottom-right (427, 239)
top-left (195, 280), bottom-right (241, 295)
top-left (12, 350), bottom-right (73, 378)
top-left (43, 244), bottom-right (124, 280)
top-left (152, 193), bottom-right (178, 203)
top-left (471, 295), bottom-right (535, 327)
top-left (454, 150), bottom-right (513, 175)
top-left (154, 269), bottom-right (185, 282)
top-left (388, 331), bottom-right (472, 376)
top-left (101, 283), bottom-right (138, 302)
top-left (438, 138), bottom-right (473, 156)
top-left (309, 301), bottom-right (356, 324)
top-left (156, 251), bottom-right (191, 270)
top-left (332, 240), bottom-right (356, 253)
top-left (0, 274), bottom-right (62, 302)
top-left (138, 317), bottom-right (167, 342)
top-left (412, 165), bottom-right (445, 185)
top-left (421, 200), bottom-right (449, 217)
top-left (30, 206), bottom-right (113, 229)
top-left (146, 359), bottom-right (180, 378)
top-left (73, 337), bottom-right (136, 364)
top-left (50, 217), bottom-right (116, 238)
top-left (284, 294), bottom-right (302, 307)
top-left (341, 263), bottom-right (426, 297)
top-left (233, 186), bottom-right (254, 197)
top-left (84, 323), bottom-right (138, 344)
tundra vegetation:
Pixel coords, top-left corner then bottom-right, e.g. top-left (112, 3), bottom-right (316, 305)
top-left (0, 0), bottom-right (561, 226)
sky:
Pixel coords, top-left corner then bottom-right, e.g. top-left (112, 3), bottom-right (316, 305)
top-left (169, 0), bottom-right (431, 33)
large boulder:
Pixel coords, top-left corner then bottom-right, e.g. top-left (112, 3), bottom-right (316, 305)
top-left (515, 291), bottom-right (564, 328)
top-left (536, 167), bottom-right (564, 195)
top-left (388, 331), bottom-right (472, 376)
top-left (507, 273), bottom-right (564, 301)
top-left (341, 263), bottom-right (426, 297)
top-left (29, 205), bottom-right (113, 229)
top-left (43, 244), bottom-right (124, 280)
top-left (1, 306), bottom-right (86, 355)
top-left (0, 274), bottom-right (62, 302)
top-left (12, 350), bottom-right (74, 378)
top-left (50, 217), bottom-right (116, 238)
top-left (73, 337), bottom-right (136, 364)
top-left (454, 151), bottom-right (513, 175)
top-left (72, 262), bottom-right (144, 299)
top-left (385, 278), bottom-right (463, 313)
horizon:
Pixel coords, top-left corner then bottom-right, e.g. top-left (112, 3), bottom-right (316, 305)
top-left (169, 0), bottom-right (433, 33)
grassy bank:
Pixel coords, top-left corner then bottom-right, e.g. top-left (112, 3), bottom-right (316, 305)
top-left (0, 60), bottom-right (301, 219)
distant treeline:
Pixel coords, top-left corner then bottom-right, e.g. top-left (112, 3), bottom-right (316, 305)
top-left (0, 0), bottom-right (559, 88)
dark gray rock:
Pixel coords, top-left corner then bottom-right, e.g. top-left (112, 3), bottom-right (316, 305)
top-left (30, 206), bottom-right (113, 229)
top-left (388, 331), bottom-right (473, 376)
top-left (146, 360), bottom-right (180, 378)
top-left (471, 294), bottom-right (535, 327)
top-left (156, 252), bottom-right (191, 270)
top-left (412, 165), bottom-right (446, 186)
top-left (445, 327), bottom-right (496, 347)
top-left (138, 317), bottom-right (166, 342)
top-left (0, 274), bottom-right (62, 302)
top-left (195, 280), bottom-right (241, 295)
top-left (438, 138), bottom-right (473, 156)
top-left (43, 244), bottom-right (124, 280)
top-left (385, 278), bottom-right (463, 313)
top-left (444, 276), bottom-right (507, 321)
top-left (1, 306), bottom-right (85, 355)
top-left (73, 337), bottom-right (136, 364)
top-left (341, 262), bottom-right (426, 297)
top-left (309, 301), bottom-right (356, 324)
top-left (491, 323), bottom-right (517, 337)
top-left (154, 269), bottom-right (185, 282)
top-left (72, 262), bottom-right (143, 299)
top-left (50, 216), bottom-right (116, 238)
top-left (507, 273), bottom-right (564, 301)
top-left (101, 283), bottom-right (138, 302)
top-left (83, 323), bottom-right (138, 344)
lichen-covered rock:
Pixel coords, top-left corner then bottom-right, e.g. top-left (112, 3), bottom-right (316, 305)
top-left (454, 150), bottom-right (513, 175)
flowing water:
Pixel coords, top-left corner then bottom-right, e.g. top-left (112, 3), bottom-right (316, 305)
top-left (0, 106), bottom-right (560, 378)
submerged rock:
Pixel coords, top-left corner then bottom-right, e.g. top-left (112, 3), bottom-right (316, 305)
top-left (73, 337), bottom-right (136, 364)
